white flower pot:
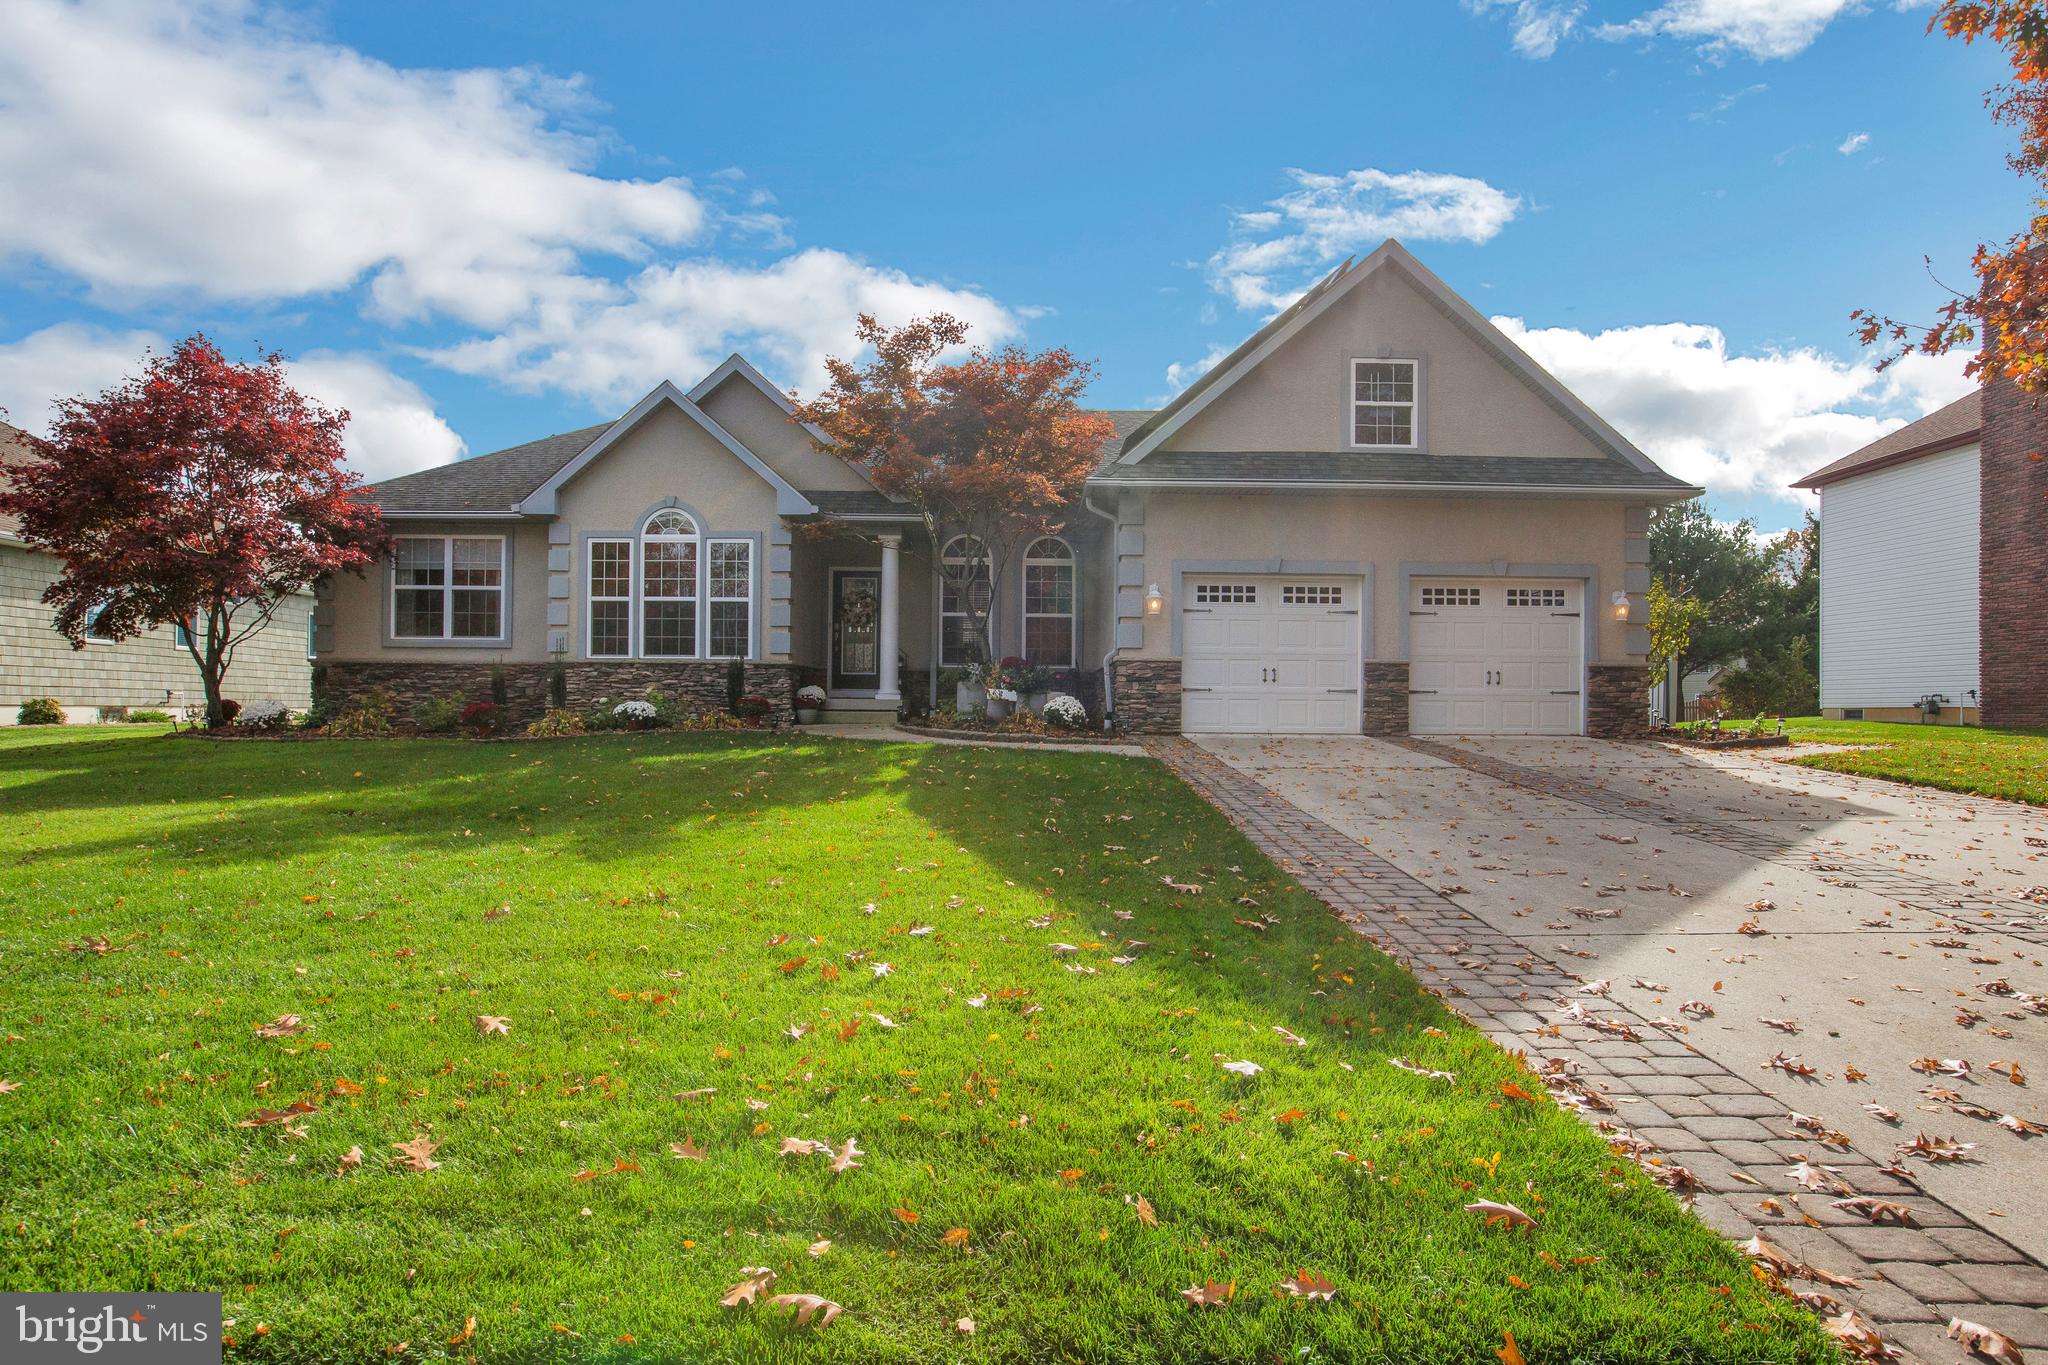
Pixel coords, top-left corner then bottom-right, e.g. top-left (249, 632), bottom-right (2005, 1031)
top-left (956, 681), bottom-right (986, 713)
top-left (795, 707), bottom-right (820, 724)
top-left (1026, 690), bottom-right (1050, 718)
top-left (984, 694), bottom-right (1013, 720)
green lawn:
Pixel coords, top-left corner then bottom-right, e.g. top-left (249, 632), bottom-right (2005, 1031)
top-left (0, 726), bottom-right (1829, 1363)
top-left (1781, 716), bottom-right (2048, 805)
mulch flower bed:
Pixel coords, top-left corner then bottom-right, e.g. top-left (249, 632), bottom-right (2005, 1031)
top-left (1655, 729), bottom-right (1792, 751)
top-left (896, 721), bottom-right (1126, 746)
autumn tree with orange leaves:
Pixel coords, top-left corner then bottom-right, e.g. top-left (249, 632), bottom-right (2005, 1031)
top-left (1855, 2), bottom-right (2048, 391)
top-left (792, 314), bottom-right (1111, 668)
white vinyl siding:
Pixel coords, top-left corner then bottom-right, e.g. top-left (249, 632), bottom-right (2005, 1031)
top-left (1817, 444), bottom-right (1980, 711)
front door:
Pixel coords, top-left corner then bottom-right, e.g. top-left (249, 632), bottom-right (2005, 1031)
top-left (830, 570), bottom-right (881, 692)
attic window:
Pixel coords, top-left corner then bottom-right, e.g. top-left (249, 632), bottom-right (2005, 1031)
top-left (1351, 359), bottom-right (1417, 448)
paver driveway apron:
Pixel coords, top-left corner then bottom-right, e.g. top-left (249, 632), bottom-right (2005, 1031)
top-left (1173, 733), bottom-right (2048, 1353)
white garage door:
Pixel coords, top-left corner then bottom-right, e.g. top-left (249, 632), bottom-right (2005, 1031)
top-left (1409, 578), bottom-right (1583, 735)
top-left (1181, 576), bottom-right (1362, 734)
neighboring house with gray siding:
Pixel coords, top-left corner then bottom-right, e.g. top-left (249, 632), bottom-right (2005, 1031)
top-left (321, 240), bottom-right (1696, 737)
top-left (1, 422), bottom-right (314, 723)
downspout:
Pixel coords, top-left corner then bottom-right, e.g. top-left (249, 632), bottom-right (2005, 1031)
top-left (1082, 487), bottom-right (1119, 727)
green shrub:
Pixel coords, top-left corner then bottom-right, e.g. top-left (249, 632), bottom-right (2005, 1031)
top-left (326, 688), bottom-right (396, 737)
top-left (126, 709), bottom-right (172, 724)
top-left (580, 698), bottom-right (624, 732)
top-left (490, 666), bottom-right (509, 708)
top-left (644, 687), bottom-right (680, 728)
top-left (547, 662), bottom-right (568, 710)
top-left (724, 658), bottom-right (744, 710)
top-left (16, 698), bottom-right (63, 726)
top-left (413, 696), bottom-right (463, 734)
top-left (525, 708), bottom-right (586, 738)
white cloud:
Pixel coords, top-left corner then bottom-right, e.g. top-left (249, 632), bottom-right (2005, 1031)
top-left (424, 247), bottom-right (1018, 408)
top-left (0, 0), bottom-right (719, 328)
top-left (1464, 1), bottom-right (1586, 58)
top-left (0, 323), bottom-right (464, 482)
top-left (1493, 316), bottom-right (1975, 502)
top-left (0, 0), bottom-right (1020, 423)
top-left (1154, 342), bottom-right (1232, 404)
top-left (1210, 168), bottom-right (1522, 312)
top-left (1594, 0), bottom-right (1867, 61)
top-left (285, 352), bottom-right (467, 481)
top-left (1837, 131), bottom-right (1871, 155)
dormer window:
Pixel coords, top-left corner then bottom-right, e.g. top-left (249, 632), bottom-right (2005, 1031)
top-left (1351, 358), bottom-right (1418, 448)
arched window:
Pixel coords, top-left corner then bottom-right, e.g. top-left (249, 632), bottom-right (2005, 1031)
top-left (939, 535), bottom-right (992, 667)
top-left (640, 508), bottom-right (699, 658)
top-left (1022, 537), bottom-right (1076, 668)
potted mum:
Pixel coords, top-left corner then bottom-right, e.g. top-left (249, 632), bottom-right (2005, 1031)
top-left (732, 693), bottom-right (773, 725)
top-left (460, 701), bottom-right (504, 738)
top-left (613, 699), bottom-right (657, 731)
top-left (795, 684), bottom-right (826, 724)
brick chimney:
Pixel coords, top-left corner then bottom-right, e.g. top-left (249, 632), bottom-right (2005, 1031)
top-left (1978, 379), bottom-right (2048, 726)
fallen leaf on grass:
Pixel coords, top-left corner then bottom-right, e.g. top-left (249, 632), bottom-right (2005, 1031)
top-left (891, 1207), bottom-right (920, 1224)
top-left (336, 1145), bottom-right (363, 1175)
top-left (1271, 1026), bottom-right (1307, 1048)
top-left (1464, 1200), bottom-right (1536, 1230)
top-left (764, 1294), bottom-right (841, 1328)
top-left (1128, 1194), bottom-right (1157, 1226)
top-left (955, 1317), bottom-right (975, 1336)
top-left (807, 1240), bottom-right (830, 1257)
top-left (1496, 1330), bottom-right (1527, 1365)
top-left (720, 1268), bottom-right (776, 1308)
top-left (670, 1138), bottom-right (707, 1161)
top-left (941, 1227), bottom-right (970, 1248)
top-left (1278, 1271), bottom-right (1336, 1300)
top-left (256, 1014), bottom-right (305, 1038)
top-left (1389, 1057), bottom-right (1456, 1083)
top-left (571, 1159), bottom-right (640, 1182)
top-left (448, 1317), bottom-right (475, 1347)
top-left (472, 1015), bottom-right (510, 1037)
top-left (1214, 1056), bottom-right (1263, 1077)
top-left (779, 1138), bottom-right (830, 1158)
top-left (390, 1134), bottom-right (440, 1172)
top-left (1181, 1280), bottom-right (1235, 1307)
top-left (830, 1138), bottom-right (864, 1173)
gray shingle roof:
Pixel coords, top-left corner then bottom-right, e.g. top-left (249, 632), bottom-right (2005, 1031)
top-left (1090, 450), bottom-right (1693, 492)
top-left (1792, 390), bottom-right (1980, 489)
top-left (368, 422), bottom-right (613, 513)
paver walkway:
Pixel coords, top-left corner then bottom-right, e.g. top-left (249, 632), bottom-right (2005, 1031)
top-left (1144, 735), bottom-right (2048, 1365)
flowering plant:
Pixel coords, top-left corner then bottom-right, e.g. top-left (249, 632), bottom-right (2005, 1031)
top-left (1043, 693), bottom-right (1088, 729)
top-left (613, 700), bottom-right (657, 722)
top-left (796, 684), bottom-right (827, 706)
top-left (460, 701), bottom-right (504, 737)
top-left (731, 693), bottom-right (773, 720)
top-left (237, 699), bottom-right (292, 730)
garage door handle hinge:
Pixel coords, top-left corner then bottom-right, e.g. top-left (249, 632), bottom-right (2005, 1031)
top-left (1550, 689), bottom-right (1581, 696)
top-left (1182, 607), bottom-right (1212, 614)
top-left (1325, 688), bottom-right (1358, 694)
top-left (1552, 611), bottom-right (1580, 617)
top-left (1182, 686), bottom-right (1214, 692)
top-left (1329, 609), bottom-right (1359, 615)
top-left (1409, 610), bottom-right (1437, 616)
top-left (1408, 688), bottom-right (1439, 695)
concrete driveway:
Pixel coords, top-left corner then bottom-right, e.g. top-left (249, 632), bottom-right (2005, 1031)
top-left (1192, 734), bottom-right (2048, 1267)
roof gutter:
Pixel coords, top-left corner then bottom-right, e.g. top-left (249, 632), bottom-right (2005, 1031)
top-left (1086, 477), bottom-right (1702, 499)
top-left (1791, 432), bottom-right (1981, 490)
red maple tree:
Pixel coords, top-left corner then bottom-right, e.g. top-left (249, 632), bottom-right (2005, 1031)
top-left (790, 314), bottom-right (1112, 666)
top-left (0, 334), bottom-right (387, 726)
top-left (1855, 2), bottom-right (2048, 391)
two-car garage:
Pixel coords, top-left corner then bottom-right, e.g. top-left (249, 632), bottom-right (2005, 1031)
top-left (1178, 574), bottom-right (1584, 736)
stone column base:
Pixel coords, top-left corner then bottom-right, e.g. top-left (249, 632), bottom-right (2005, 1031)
top-left (1110, 659), bottom-right (1182, 734)
top-left (1586, 663), bottom-right (1650, 739)
top-left (1363, 661), bottom-right (1410, 736)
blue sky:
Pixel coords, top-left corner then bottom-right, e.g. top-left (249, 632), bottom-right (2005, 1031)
top-left (0, 0), bottom-right (2020, 530)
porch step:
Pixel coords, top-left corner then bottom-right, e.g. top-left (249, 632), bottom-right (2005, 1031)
top-left (818, 696), bottom-right (901, 727)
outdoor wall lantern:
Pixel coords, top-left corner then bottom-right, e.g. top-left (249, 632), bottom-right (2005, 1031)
top-left (1144, 583), bottom-right (1166, 616)
top-left (1610, 590), bottom-right (1631, 620)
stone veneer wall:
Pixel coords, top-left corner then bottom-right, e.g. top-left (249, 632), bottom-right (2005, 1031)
top-left (1110, 658), bottom-right (1181, 733)
top-left (1979, 380), bottom-right (2048, 726)
top-left (1586, 663), bottom-right (1649, 739)
top-left (318, 660), bottom-right (798, 725)
top-left (1363, 661), bottom-right (1410, 737)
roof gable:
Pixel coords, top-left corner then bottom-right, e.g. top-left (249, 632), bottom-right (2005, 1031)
top-left (1120, 239), bottom-right (1663, 477)
top-left (517, 381), bottom-right (816, 517)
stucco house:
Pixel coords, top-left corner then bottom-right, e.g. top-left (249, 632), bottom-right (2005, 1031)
top-left (322, 239), bottom-right (1697, 737)
top-left (1793, 393), bottom-right (1983, 724)
top-left (1, 421), bottom-right (315, 723)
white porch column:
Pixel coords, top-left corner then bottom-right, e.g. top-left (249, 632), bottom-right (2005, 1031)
top-left (875, 533), bottom-right (902, 701)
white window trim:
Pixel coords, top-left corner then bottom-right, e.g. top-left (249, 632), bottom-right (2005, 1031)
top-left (81, 603), bottom-right (117, 645)
top-left (938, 535), bottom-right (992, 668)
top-left (586, 537), bottom-right (633, 659)
top-left (639, 511), bottom-right (700, 660)
top-left (389, 534), bottom-right (508, 643)
top-left (1020, 536), bottom-right (1077, 668)
top-left (706, 538), bottom-right (753, 660)
top-left (1348, 357), bottom-right (1420, 452)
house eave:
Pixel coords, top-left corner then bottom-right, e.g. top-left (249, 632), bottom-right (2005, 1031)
top-left (1086, 477), bottom-right (1700, 501)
